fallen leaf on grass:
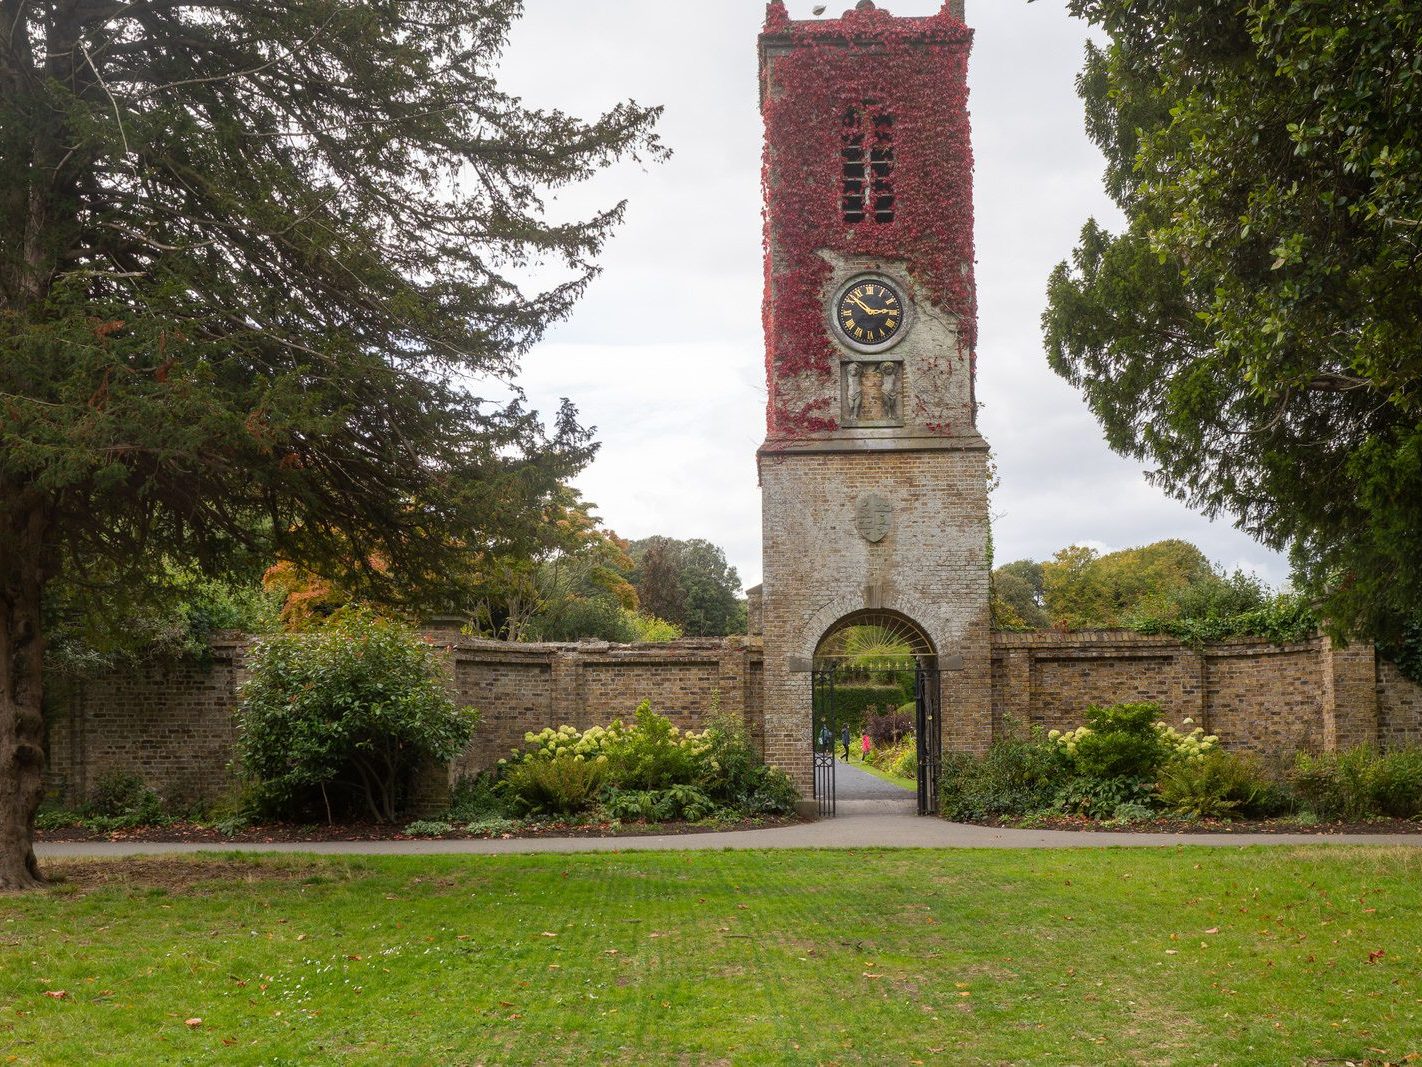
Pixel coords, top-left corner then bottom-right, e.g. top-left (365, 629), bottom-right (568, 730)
top-left (540, 932), bottom-right (558, 938)
top-left (185, 1019), bottom-right (202, 1029)
top-left (1204, 927), bottom-right (1219, 935)
top-left (863, 972), bottom-right (883, 979)
top-left (1367, 950), bottom-right (1386, 964)
top-left (42, 991), bottom-right (67, 1000)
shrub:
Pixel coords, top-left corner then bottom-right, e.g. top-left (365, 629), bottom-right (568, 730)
top-left (446, 773), bottom-right (510, 822)
top-left (603, 785), bottom-right (717, 823)
top-left (502, 755), bottom-right (605, 816)
top-left (1289, 752), bottom-right (1347, 820)
top-left (1291, 746), bottom-right (1422, 821)
top-left (465, 815), bottom-right (520, 836)
top-left (89, 770), bottom-right (150, 817)
top-left (1052, 775), bottom-right (1157, 820)
top-left (237, 612), bottom-right (478, 823)
top-left (34, 808), bottom-right (82, 832)
top-left (1369, 748), bottom-right (1422, 818)
top-left (201, 783), bottom-right (265, 837)
top-left (868, 737), bottom-right (918, 779)
top-left (403, 820), bottom-right (453, 837)
top-left (502, 705), bottom-right (798, 820)
top-left (938, 726), bottom-right (1071, 821)
top-left (867, 704), bottom-right (914, 746)
top-left (505, 704), bottom-right (711, 792)
top-left (84, 770), bottom-right (167, 828)
top-left (736, 765), bottom-right (799, 817)
top-left (600, 702), bottom-right (711, 790)
top-left (698, 711), bottom-right (795, 815)
top-left (1158, 751), bottom-right (1281, 820)
top-left (1053, 703), bottom-right (1173, 781)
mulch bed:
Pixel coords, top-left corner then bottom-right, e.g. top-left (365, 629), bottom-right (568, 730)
top-left (35, 814), bottom-right (803, 845)
top-left (977, 814), bottom-right (1422, 835)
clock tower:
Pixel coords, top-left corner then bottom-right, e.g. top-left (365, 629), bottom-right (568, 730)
top-left (756, 0), bottom-right (991, 809)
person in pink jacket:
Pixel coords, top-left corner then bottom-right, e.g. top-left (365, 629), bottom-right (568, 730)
top-left (860, 732), bottom-right (871, 762)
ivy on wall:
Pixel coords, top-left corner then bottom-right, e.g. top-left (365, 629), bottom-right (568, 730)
top-left (760, 1), bottom-right (976, 438)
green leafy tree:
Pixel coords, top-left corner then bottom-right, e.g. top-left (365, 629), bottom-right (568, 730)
top-left (237, 613), bottom-right (476, 823)
top-left (1043, 0), bottom-right (1422, 648)
top-left (45, 563), bottom-right (279, 677)
top-left (993, 560), bottom-right (1049, 630)
top-left (629, 538), bottom-right (746, 638)
top-left (1042, 540), bottom-right (1214, 630)
top-left (0, 2), bottom-right (663, 888)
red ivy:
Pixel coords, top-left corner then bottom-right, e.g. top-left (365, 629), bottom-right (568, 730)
top-left (760, 1), bottom-right (976, 438)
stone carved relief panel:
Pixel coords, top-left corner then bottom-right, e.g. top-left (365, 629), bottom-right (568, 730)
top-left (841, 359), bottom-right (905, 427)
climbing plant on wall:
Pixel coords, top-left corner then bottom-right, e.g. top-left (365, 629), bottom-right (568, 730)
top-left (760, 1), bottom-right (976, 437)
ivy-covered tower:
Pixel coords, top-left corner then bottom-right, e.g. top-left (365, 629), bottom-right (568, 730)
top-left (756, 0), bottom-right (991, 804)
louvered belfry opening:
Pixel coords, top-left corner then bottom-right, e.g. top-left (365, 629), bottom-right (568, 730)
top-left (841, 104), bottom-right (895, 224)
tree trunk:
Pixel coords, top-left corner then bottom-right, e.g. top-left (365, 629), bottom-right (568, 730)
top-left (0, 507), bottom-right (49, 892)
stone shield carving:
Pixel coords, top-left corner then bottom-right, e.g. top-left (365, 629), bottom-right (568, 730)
top-left (855, 492), bottom-right (894, 544)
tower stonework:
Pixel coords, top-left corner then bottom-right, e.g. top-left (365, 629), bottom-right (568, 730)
top-left (757, 1), bottom-right (991, 798)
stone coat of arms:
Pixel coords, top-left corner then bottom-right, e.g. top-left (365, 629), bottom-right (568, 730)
top-left (855, 492), bottom-right (894, 544)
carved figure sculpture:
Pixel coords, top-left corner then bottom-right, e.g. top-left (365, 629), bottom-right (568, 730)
top-left (880, 361), bottom-right (899, 418)
top-left (846, 362), bottom-right (863, 420)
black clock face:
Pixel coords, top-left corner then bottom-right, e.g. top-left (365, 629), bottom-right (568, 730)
top-left (835, 279), bottom-right (905, 347)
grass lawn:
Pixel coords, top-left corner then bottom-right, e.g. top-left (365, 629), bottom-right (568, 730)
top-left (2, 848), bottom-right (1420, 1065)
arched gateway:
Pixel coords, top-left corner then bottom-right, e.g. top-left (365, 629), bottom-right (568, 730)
top-left (755, 1), bottom-right (991, 816)
top-left (810, 611), bottom-right (941, 816)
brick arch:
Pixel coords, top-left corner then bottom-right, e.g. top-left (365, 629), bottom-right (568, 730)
top-left (797, 593), bottom-right (949, 663)
top-left (812, 609), bottom-right (936, 665)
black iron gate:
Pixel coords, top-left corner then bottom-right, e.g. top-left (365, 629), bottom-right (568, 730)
top-left (810, 662), bottom-right (941, 817)
top-left (811, 668), bottom-right (838, 817)
top-left (914, 666), bottom-right (942, 817)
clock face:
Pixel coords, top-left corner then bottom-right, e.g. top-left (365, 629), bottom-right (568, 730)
top-left (835, 278), bottom-right (906, 349)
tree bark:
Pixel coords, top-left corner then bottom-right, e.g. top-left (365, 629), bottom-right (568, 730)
top-left (0, 506), bottom-right (50, 891)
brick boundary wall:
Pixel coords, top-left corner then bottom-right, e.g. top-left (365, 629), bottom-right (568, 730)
top-left (42, 630), bottom-right (1422, 808)
top-left (43, 636), bottom-right (764, 808)
top-left (990, 631), bottom-right (1394, 755)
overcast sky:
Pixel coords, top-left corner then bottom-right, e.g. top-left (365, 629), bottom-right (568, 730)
top-left (492, 0), bottom-right (1290, 592)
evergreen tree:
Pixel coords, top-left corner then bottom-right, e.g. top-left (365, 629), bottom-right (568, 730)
top-left (0, 1), bottom-right (664, 888)
top-left (1043, 0), bottom-right (1422, 645)
top-left (629, 537), bottom-right (746, 638)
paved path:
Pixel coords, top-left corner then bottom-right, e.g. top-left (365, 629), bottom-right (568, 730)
top-left (835, 758), bottom-right (915, 801)
top-left (35, 813), bottom-right (1421, 860)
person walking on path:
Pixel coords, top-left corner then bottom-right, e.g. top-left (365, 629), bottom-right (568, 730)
top-left (840, 726), bottom-right (851, 760)
top-left (860, 733), bottom-right (871, 762)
